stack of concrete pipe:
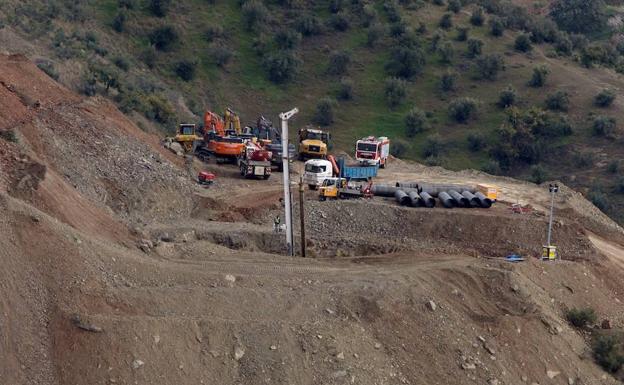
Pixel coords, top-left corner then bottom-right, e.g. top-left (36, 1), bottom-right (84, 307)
top-left (371, 183), bottom-right (493, 209)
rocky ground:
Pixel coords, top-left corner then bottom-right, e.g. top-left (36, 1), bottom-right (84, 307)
top-left (1, 54), bottom-right (624, 385)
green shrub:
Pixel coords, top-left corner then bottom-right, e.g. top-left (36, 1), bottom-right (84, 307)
top-left (313, 97), bottom-right (337, 126)
top-left (594, 89), bottom-right (616, 108)
top-left (391, 139), bottom-right (408, 157)
top-left (439, 71), bottom-right (457, 92)
top-left (555, 34), bottom-right (573, 55)
top-left (148, 0), bottom-right (171, 17)
top-left (262, 51), bottom-right (300, 83)
top-left (593, 335), bottom-right (624, 373)
top-left (205, 24), bottom-right (224, 42)
top-left (423, 134), bottom-right (443, 157)
top-left (467, 38), bottom-right (483, 58)
top-left (498, 85), bottom-right (517, 108)
top-left (386, 46), bottom-right (426, 79)
top-left (175, 60), bottom-right (197, 81)
top-left (470, 7), bottom-right (484, 26)
top-left (438, 41), bottom-right (454, 64)
top-left (514, 34), bottom-right (532, 52)
top-left (615, 177), bottom-right (624, 194)
top-left (328, 13), bottom-right (350, 31)
top-left (432, 0), bottom-right (445, 5)
top-left (439, 13), bottom-right (453, 30)
top-left (529, 164), bottom-right (548, 184)
top-left (467, 133), bottom-right (486, 152)
top-left (455, 27), bottom-right (468, 42)
top-left (566, 307), bottom-right (597, 328)
top-left (275, 29), bottom-right (301, 50)
top-left (140, 47), bottom-right (157, 68)
top-left (383, 1), bottom-right (402, 23)
top-left (473, 54), bottom-right (504, 80)
top-left (242, 0), bottom-right (269, 32)
top-left (384, 77), bottom-right (407, 108)
top-left (112, 11), bottom-right (126, 33)
top-left (361, 5), bottom-right (378, 27)
top-left (405, 107), bottom-right (428, 137)
top-left (149, 26), bottom-right (179, 51)
top-left (329, 0), bottom-right (342, 13)
top-left (295, 14), bottom-right (323, 36)
top-left (366, 23), bottom-right (385, 47)
top-left (528, 65), bottom-right (549, 87)
top-left (545, 90), bottom-right (569, 111)
top-left (589, 187), bottom-right (609, 211)
top-left (607, 160), bottom-right (620, 174)
top-left (336, 78), bottom-right (353, 100)
top-left (489, 16), bottom-right (504, 37)
top-left (389, 21), bottom-right (407, 38)
top-left (113, 56), bottom-right (130, 71)
top-left (144, 94), bottom-right (176, 125)
top-left (327, 50), bottom-right (351, 75)
top-left (481, 160), bottom-right (501, 174)
top-left (549, 0), bottom-right (606, 35)
top-left (36, 61), bottom-right (59, 80)
top-left (592, 115), bottom-right (616, 137)
top-left (0, 129), bottom-right (18, 143)
top-left (448, 97), bottom-right (478, 123)
top-left (447, 0), bottom-right (461, 13)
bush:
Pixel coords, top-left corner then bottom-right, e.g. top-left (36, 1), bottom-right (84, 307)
top-left (140, 47), bottom-right (157, 68)
top-left (384, 77), bottom-right (407, 108)
top-left (337, 77), bottom-right (353, 100)
top-left (148, 0), bottom-right (171, 17)
top-left (0, 129), bottom-right (18, 143)
top-left (405, 107), bottom-right (428, 137)
top-left (550, 0), bottom-right (606, 34)
top-left (113, 56), bottom-right (130, 71)
top-left (545, 90), bottom-right (569, 111)
top-left (36, 61), bottom-right (59, 80)
top-left (296, 14), bottom-right (323, 36)
top-left (313, 97), bottom-right (336, 126)
top-left (593, 335), bottom-right (624, 373)
top-left (439, 71), bottom-right (457, 92)
top-left (423, 134), bottom-right (443, 157)
top-left (432, 0), bottom-right (444, 5)
top-left (589, 187), bottom-right (609, 211)
top-left (275, 29), bottom-right (301, 50)
top-left (498, 85), bottom-right (517, 108)
top-left (144, 94), bottom-right (175, 125)
top-left (448, 97), bottom-right (478, 123)
top-left (438, 41), bottom-right (454, 64)
top-left (205, 24), bottom-right (224, 42)
top-left (262, 51), bottom-right (300, 83)
top-left (389, 21), bottom-right (407, 38)
top-left (391, 139), bottom-right (408, 158)
top-left (149, 26), bottom-right (179, 51)
top-left (175, 60), bottom-right (197, 81)
top-left (489, 16), bottom-right (504, 37)
top-left (467, 38), bottom-right (483, 58)
top-left (439, 13), bottom-right (453, 30)
top-left (529, 164), bottom-right (548, 184)
top-left (329, 0), bottom-right (342, 13)
top-left (528, 65), bottom-right (549, 87)
top-left (592, 115), bottom-right (616, 137)
top-left (594, 89), bottom-right (616, 108)
top-left (242, 0), bottom-right (269, 31)
top-left (456, 27), bottom-right (468, 42)
top-left (327, 50), bottom-right (351, 75)
top-left (474, 54), bottom-right (504, 80)
top-left (470, 7), bottom-right (484, 26)
top-left (514, 34), bottom-right (532, 52)
top-left (607, 160), bottom-right (620, 174)
top-left (328, 13), bottom-right (350, 31)
top-left (555, 34), bottom-right (573, 55)
top-left (112, 11), bottom-right (126, 33)
top-left (467, 133), bottom-right (486, 152)
top-left (566, 307), bottom-right (597, 328)
top-left (366, 23), bottom-right (385, 47)
top-left (615, 177), bottom-right (624, 194)
top-left (386, 46), bottom-right (426, 79)
top-left (447, 0), bottom-right (461, 13)
top-left (118, 0), bottom-right (136, 8)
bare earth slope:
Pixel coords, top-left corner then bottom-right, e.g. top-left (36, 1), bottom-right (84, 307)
top-left (1, 54), bottom-right (624, 385)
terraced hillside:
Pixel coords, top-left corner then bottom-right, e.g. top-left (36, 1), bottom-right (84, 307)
top-left (1, 0), bottom-right (624, 223)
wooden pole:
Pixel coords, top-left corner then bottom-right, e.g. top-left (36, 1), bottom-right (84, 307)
top-left (299, 176), bottom-right (306, 258)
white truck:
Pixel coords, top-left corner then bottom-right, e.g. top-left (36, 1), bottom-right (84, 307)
top-left (303, 159), bottom-right (333, 190)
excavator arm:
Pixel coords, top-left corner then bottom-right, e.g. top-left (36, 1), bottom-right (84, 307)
top-left (204, 111), bottom-right (225, 137)
top-left (224, 108), bottom-right (242, 135)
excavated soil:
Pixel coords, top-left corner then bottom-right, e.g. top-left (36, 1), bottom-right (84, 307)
top-left (1, 54), bottom-right (624, 385)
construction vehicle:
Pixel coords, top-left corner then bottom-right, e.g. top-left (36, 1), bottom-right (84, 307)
top-left (303, 156), bottom-right (378, 189)
top-left (224, 108), bottom-right (242, 135)
top-left (197, 171), bottom-right (216, 185)
top-left (172, 123), bottom-right (202, 152)
top-left (355, 136), bottom-right (390, 168)
top-left (318, 177), bottom-right (373, 201)
top-left (238, 140), bottom-right (272, 179)
top-left (196, 110), bottom-right (247, 163)
top-left (298, 127), bottom-right (330, 160)
top-left (247, 115), bottom-right (297, 170)
top-left (477, 184), bottom-right (500, 201)
top-left (265, 142), bottom-right (297, 171)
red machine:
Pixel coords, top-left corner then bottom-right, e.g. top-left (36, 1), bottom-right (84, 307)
top-left (198, 171), bottom-right (216, 185)
top-left (238, 141), bottom-right (272, 179)
top-left (355, 136), bottom-right (390, 168)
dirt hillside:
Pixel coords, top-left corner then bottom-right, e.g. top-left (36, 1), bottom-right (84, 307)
top-left (1, 54), bottom-right (624, 385)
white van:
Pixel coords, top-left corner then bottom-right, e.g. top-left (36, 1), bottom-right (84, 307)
top-left (303, 159), bottom-right (333, 189)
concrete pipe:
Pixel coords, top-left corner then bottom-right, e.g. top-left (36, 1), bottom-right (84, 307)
top-left (395, 190), bottom-right (411, 206)
top-left (474, 192), bottom-right (493, 208)
top-left (461, 191), bottom-right (480, 208)
top-left (407, 191), bottom-right (422, 207)
top-left (449, 190), bottom-right (470, 207)
top-left (438, 191), bottom-right (456, 208)
top-left (419, 191), bottom-right (436, 208)
top-left (372, 184), bottom-right (398, 197)
top-left (396, 183), bottom-right (476, 197)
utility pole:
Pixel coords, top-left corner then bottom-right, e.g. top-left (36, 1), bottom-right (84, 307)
top-left (279, 108), bottom-right (298, 256)
top-left (299, 175), bottom-right (306, 258)
top-left (543, 183), bottom-right (559, 260)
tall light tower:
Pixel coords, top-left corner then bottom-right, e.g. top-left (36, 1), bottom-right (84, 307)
top-left (279, 108), bottom-right (298, 256)
top-left (543, 183), bottom-right (559, 261)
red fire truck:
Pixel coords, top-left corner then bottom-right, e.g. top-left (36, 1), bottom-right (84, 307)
top-left (355, 136), bottom-right (390, 168)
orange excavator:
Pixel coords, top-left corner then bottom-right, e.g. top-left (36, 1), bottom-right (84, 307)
top-left (196, 109), bottom-right (247, 163)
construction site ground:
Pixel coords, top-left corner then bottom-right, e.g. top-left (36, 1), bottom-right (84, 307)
top-left (2, 54), bottom-right (624, 385)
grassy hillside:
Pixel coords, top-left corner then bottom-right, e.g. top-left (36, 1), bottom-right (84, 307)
top-left (2, 0), bottom-right (624, 223)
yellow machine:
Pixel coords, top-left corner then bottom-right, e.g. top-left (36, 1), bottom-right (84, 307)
top-left (298, 127), bottom-right (330, 160)
top-left (224, 108), bottom-right (242, 135)
top-left (477, 184), bottom-right (500, 201)
top-left (174, 124), bottom-right (202, 152)
top-left (318, 177), bottom-right (373, 201)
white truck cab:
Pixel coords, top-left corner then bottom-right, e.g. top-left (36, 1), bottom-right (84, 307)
top-left (303, 159), bottom-right (333, 190)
